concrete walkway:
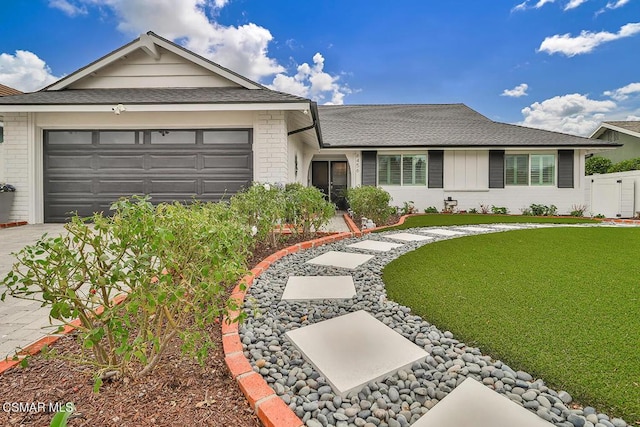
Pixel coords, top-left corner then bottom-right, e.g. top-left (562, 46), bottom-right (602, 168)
top-left (319, 211), bottom-right (350, 233)
top-left (0, 224), bottom-right (67, 358)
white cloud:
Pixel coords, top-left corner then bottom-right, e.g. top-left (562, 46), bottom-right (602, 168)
top-left (603, 82), bottom-right (640, 101)
top-left (269, 53), bottom-right (350, 105)
top-left (55, 0), bottom-right (350, 102)
top-left (501, 83), bottom-right (529, 97)
top-left (538, 22), bottom-right (640, 56)
top-left (535, 0), bottom-right (555, 7)
top-left (607, 0), bottom-right (630, 9)
top-left (511, 1), bottom-right (529, 11)
top-left (626, 115), bottom-right (640, 120)
top-left (0, 50), bottom-right (59, 92)
top-left (564, 0), bottom-right (588, 10)
top-left (48, 0), bottom-right (87, 16)
top-left (519, 93), bottom-right (617, 135)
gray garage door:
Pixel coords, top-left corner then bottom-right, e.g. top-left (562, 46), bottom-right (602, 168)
top-left (44, 129), bottom-right (253, 223)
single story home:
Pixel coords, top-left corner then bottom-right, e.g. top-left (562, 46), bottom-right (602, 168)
top-left (590, 121), bottom-right (640, 163)
top-left (0, 32), bottom-right (620, 223)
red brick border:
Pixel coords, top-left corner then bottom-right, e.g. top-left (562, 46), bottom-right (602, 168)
top-left (0, 221), bottom-right (28, 229)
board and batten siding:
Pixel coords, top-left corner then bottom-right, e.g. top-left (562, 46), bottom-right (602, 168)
top-left (69, 47), bottom-right (240, 89)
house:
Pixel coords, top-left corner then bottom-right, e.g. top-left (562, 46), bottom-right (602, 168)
top-left (0, 32), bottom-right (620, 223)
top-left (590, 121), bottom-right (640, 163)
top-left (0, 85), bottom-right (23, 184)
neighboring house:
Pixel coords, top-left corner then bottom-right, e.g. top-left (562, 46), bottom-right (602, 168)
top-left (590, 121), bottom-right (640, 163)
top-left (0, 32), bottom-right (620, 223)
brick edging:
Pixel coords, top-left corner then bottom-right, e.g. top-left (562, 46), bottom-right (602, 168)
top-left (0, 221), bottom-right (28, 229)
top-left (342, 212), bottom-right (415, 235)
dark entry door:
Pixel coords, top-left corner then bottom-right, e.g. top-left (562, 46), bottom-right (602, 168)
top-left (311, 160), bottom-right (348, 209)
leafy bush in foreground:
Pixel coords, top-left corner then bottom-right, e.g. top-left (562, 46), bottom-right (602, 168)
top-left (346, 186), bottom-right (394, 225)
top-left (585, 156), bottom-right (612, 175)
top-left (283, 183), bottom-right (335, 238)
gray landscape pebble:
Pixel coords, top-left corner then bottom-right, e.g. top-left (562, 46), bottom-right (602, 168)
top-left (239, 224), bottom-right (630, 427)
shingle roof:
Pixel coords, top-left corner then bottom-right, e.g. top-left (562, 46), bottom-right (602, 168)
top-left (0, 87), bottom-right (308, 105)
top-left (0, 84), bottom-right (22, 97)
top-left (603, 121), bottom-right (640, 134)
top-left (317, 104), bottom-right (619, 148)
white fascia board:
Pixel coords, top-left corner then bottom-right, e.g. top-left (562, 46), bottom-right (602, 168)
top-left (590, 123), bottom-right (640, 139)
top-left (0, 102), bottom-right (311, 113)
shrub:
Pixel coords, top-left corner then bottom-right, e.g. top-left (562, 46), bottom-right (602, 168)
top-left (520, 207), bottom-right (533, 216)
top-left (491, 205), bottom-right (508, 215)
top-left (585, 156), bottom-right (612, 175)
top-left (479, 204), bottom-right (490, 214)
top-left (529, 203), bottom-right (557, 216)
top-left (1, 196), bottom-right (250, 387)
top-left (468, 208), bottom-right (478, 214)
top-left (230, 182), bottom-right (284, 246)
top-left (283, 183), bottom-right (335, 238)
top-left (400, 201), bottom-right (417, 215)
top-left (570, 204), bottom-right (586, 217)
top-left (424, 206), bottom-right (439, 214)
top-left (608, 157), bottom-right (640, 173)
top-left (345, 186), bottom-right (394, 225)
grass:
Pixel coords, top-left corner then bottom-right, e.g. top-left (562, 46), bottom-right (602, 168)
top-left (382, 227), bottom-right (640, 423)
top-left (384, 213), bottom-right (598, 230)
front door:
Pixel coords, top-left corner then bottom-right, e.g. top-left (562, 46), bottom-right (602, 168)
top-left (311, 160), bottom-right (348, 209)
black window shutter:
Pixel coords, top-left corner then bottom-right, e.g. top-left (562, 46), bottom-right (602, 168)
top-left (557, 150), bottom-right (574, 188)
top-left (361, 151), bottom-right (377, 186)
top-left (489, 150), bottom-right (505, 188)
top-left (428, 150), bottom-right (444, 188)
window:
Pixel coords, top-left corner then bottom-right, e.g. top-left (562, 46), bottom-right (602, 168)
top-left (47, 131), bottom-right (93, 145)
top-left (378, 154), bottom-right (426, 186)
top-left (378, 155), bottom-right (401, 185)
top-left (505, 154), bottom-right (528, 185)
top-left (99, 131), bottom-right (139, 144)
top-left (150, 130), bottom-right (196, 144)
top-left (505, 154), bottom-right (555, 186)
top-left (531, 154), bottom-right (555, 185)
top-left (203, 130), bottom-right (250, 145)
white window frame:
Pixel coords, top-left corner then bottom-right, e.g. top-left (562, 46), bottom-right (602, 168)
top-left (377, 153), bottom-right (427, 186)
top-left (505, 152), bottom-right (556, 187)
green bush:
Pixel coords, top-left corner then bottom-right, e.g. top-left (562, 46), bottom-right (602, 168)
top-left (346, 186), bottom-right (394, 225)
top-left (585, 156), bottom-right (612, 175)
top-left (608, 157), bottom-right (640, 173)
top-left (491, 205), bottom-right (508, 215)
top-left (529, 203), bottom-right (557, 216)
top-left (230, 182), bottom-right (284, 246)
top-left (400, 201), bottom-right (417, 215)
top-left (1, 196), bottom-right (250, 387)
top-left (424, 206), bottom-right (439, 214)
top-left (283, 183), bottom-right (335, 238)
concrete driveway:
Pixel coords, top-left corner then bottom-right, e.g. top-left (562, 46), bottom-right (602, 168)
top-left (0, 224), bottom-right (67, 358)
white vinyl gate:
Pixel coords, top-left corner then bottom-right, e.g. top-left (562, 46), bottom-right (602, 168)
top-left (586, 171), bottom-right (640, 218)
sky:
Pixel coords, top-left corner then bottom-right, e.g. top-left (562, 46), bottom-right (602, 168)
top-left (0, 0), bottom-right (639, 136)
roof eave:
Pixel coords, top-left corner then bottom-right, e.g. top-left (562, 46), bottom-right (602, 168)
top-left (0, 102), bottom-right (311, 113)
top-left (590, 122), bottom-right (640, 139)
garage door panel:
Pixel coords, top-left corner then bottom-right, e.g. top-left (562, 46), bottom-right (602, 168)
top-left (203, 154), bottom-right (250, 169)
top-left (97, 155), bottom-right (145, 169)
top-left (97, 179), bottom-right (146, 194)
top-left (148, 154), bottom-right (198, 169)
top-left (44, 129), bottom-right (253, 223)
top-left (150, 179), bottom-right (198, 193)
top-left (47, 155), bottom-right (94, 170)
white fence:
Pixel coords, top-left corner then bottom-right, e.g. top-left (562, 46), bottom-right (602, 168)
top-left (585, 170), bottom-right (640, 218)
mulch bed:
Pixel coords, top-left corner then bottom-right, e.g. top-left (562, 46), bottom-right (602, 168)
top-left (0, 234), bottom-right (315, 427)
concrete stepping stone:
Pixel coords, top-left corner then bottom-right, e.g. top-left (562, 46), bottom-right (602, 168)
top-left (455, 226), bottom-right (494, 232)
top-left (491, 224), bottom-right (523, 229)
top-left (305, 251), bottom-right (374, 269)
top-left (385, 232), bottom-right (434, 242)
top-left (281, 276), bottom-right (356, 301)
top-left (285, 310), bottom-right (428, 397)
top-left (419, 228), bottom-right (465, 236)
top-left (347, 240), bottom-right (404, 252)
top-left (413, 378), bottom-right (553, 427)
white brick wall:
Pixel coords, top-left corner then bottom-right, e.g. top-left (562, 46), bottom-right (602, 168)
top-left (253, 111), bottom-right (288, 183)
top-left (2, 113), bottom-right (30, 222)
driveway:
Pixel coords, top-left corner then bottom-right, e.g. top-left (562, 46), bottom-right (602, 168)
top-left (0, 224), bottom-right (67, 358)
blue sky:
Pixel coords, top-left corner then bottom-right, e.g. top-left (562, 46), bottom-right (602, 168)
top-left (0, 0), bottom-right (639, 136)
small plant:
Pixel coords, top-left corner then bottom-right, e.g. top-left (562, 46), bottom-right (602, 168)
top-left (479, 204), bottom-right (490, 214)
top-left (468, 208), bottom-right (478, 214)
top-left (424, 206), bottom-right (439, 214)
top-left (491, 205), bottom-right (508, 215)
top-left (400, 201), bottom-right (417, 215)
top-left (345, 186), bottom-right (394, 226)
top-left (570, 204), bottom-right (586, 217)
top-left (49, 403), bottom-right (75, 427)
top-left (593, 213), bottom-right (606, 219)
top-left (520, 207), bottom-right (533, 216)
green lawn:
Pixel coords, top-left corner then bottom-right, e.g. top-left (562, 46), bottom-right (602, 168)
top-left (384, 214), bottom-right (597, 230)
top-left (382, 227), bottom-right (640, 422)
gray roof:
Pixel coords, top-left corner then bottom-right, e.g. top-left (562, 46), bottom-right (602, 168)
top-left (317, 104), bottom-right (620, 148)
top-left (603, 121), bottom-right (640, 134)
top-left (0, 87), bottom-right (308, 105)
